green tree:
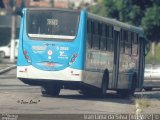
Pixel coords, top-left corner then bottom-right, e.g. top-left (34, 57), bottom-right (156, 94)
top-left (142, 4), bottom-right (160, 41)
top-left (89, 0), bottom-right (144, 26)
top-left (89, 0), bottom-right (160, 41)
top-left (89, 0), bottom-right (160, 63)
top-left (87, 1), bottom-right (106, 17)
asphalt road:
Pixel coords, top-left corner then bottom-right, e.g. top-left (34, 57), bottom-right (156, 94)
top-left (0, 68), bottom-right (160, 118)
top-left (0, 68), bottom-right (135, 114)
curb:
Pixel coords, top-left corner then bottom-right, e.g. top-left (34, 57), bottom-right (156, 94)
top-left (0, 65), bottom-right (16, 74)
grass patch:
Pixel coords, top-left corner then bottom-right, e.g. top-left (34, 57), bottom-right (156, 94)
top-left (135, 99), bottom-right (151, 109)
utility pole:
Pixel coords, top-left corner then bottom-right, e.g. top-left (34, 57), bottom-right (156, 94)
top-left (51, 0), bottom-right (54, 7)
top-left (10, 0), bottom-right (16, 63)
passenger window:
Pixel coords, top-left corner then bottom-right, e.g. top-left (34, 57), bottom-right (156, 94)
top-left (107, 26), bottom-right (113, 51)
top-left (132, 33), bottom-right (138, 55)
top-left (87, 20), bottom-right (92, 48)
top-left (87, 20), bottom-right (91, 33)
top-left (120, 30), bottom-right (125, 53)
top-left (100, 24), bottom-right (107, 50)
top-left (92, 21), bottom-right (100, 50)
top-left (124, 31), bottom-right (131, 55)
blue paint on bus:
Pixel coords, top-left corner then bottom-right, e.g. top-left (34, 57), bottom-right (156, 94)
top-left (17, 9), bottom-right (87, 71)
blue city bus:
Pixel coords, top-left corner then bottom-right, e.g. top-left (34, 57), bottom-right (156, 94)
top-left (17, 8), bottom-right (147, 97)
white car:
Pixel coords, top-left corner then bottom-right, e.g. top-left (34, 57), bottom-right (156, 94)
top-left (144, 64), bottom-right (160, 91)
top-left (0, 40), bottom-right (19, 58)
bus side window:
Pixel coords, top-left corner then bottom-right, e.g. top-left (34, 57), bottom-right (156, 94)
top-left (128, 31), bottom-right (132, 55)
top-left (92, 21), bottom-right (100, 50)
top-left (98, 22), bottom-right (102, 49)
top-left (120, 30), bottom-right (125, 53)
top-left (124, 30), bottom-right (127, 54)
top-left (107, 26), bottom-right (113, 51)
top-left (87, 19), bottom-right (92, 48)
top-left (124, 30), bottom-right (131, 55)
top-left (132, 33), bottom-right (138, 55)
top-left (100, 24), bottom-right (107, 50)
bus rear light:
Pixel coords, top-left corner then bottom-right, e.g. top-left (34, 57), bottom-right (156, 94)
top-left (44, 62), bottom-right (55, 67)
top-left (25, 55), bottom-right (29, 59)
top-left (23, 50), bottom-right (31, 63)
top-left (48, 50), bottom-right (53, 56)
top-left (23, 50), bottom-right (27, 55)
top-left (69, 53), bottom-right (78, 65)
top-left (73, 54), bottom-right (78, 57)
top-left (71, 58), bottom-right (75, 62)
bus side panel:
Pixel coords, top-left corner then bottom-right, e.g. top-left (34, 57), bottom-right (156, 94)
top-left (17, 9), bottom-right (29, 67)
top-left (17, 9), bottom-right (31, 79)
top-left (69, 10), bottom-right (87, 71)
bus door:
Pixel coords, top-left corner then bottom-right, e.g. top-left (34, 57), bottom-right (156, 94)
top-left (112, 27), bottom-right (121, 89)
top-left (138, 37), bottom-right (145, 89)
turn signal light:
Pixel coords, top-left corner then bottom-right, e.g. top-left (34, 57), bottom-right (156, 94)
top-left (23, 50), bottom-right (31, 63)
top-left (23, 50), bottom-right (27, 55)
top-left (69, 53), bottom-right (78, 65)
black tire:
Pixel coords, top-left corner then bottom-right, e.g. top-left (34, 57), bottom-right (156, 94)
top-left (117, 74), bottom-right (137, 97)
top-left (130, 74), bottom-right (137, 95)
top-left (41, 84), bottom-right (61, 97)
top-left (99, 71), bottom-right (109, 98)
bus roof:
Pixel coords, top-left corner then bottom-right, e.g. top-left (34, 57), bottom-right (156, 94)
top-left (25, 7), bottom-right (80, 14)
top-left (88, 12), bottom-right (144, 36)
top-left (24, 8), bottom-right (144, 36)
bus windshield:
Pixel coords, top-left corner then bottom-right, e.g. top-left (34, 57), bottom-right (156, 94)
top-left (27, 10), bottom-right (79, 40)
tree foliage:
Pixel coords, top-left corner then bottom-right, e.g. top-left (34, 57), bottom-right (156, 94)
top-left (142, 4), bottom-right (160, 41)
top-left (89, 0), bottom-right (160, 41)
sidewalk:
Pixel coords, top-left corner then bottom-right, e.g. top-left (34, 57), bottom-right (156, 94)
top-left (0, 58), bottom-right (16, 74)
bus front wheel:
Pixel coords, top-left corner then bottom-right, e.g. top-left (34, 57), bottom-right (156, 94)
top-left (41, 84), bottom-right (61, 97)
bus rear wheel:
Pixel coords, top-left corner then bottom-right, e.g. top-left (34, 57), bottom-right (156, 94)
top-left (41, 84), bottom-right (61, 97)
top-left (99, 70), bottom-right (109, 98)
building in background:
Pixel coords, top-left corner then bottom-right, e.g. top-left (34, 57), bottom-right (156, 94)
top-left (0, 0), bottom-right (22, 46)
top-left (28, 0), bottom-right (96, 9)
top-left (54, 0), bottom-right (69, 8)
top-left (0, 0), bottom-right (97, 46)
top-left (0, 0), bottom-right (96, 10)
